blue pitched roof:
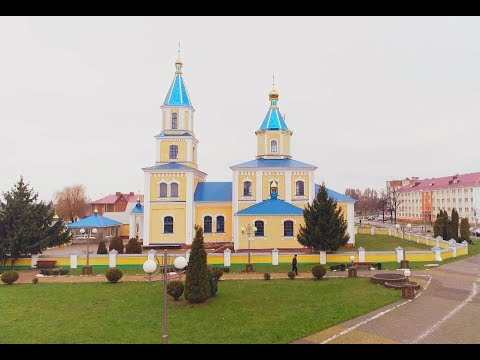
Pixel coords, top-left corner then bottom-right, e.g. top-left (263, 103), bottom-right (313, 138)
top-left (231, 158), bottom-right (316, 169)
top-left (143, 162), bottom-right (195, 171)
top-left (315, 184), bottom-right (354, 202)
top-left (259, 107), bottom-right (289, 130)
top-left (194, 182), bottom-right (232, 202)
top-left (236, 197), bottom-right (303, 215)
top-left (131, 202), bottom-right (144, 214)
top-left (67, 213), bottom-right (122, 228)
top-left (163, 73), bottom-right (192, 106)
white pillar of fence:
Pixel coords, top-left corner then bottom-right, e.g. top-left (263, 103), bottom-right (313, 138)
top-left (271, 248), bottom-right (279, 265)
top-left (186, 249), bottom-right (191, 262)
top-left (408, 233), bottom-right (411, 241)
top-left (393, 229), bottom-right (397, 238)
top-left (432, 246), bottom-right (442, 261)
top-left (395, 246), bottom-right (404, 263)
top-left (448, 239), bottom-right (457, 257)
top-left (109, 249), bottom-right (118, 268)
top-left (70, 252), bottom-right (79, 269)
top-left (358, 247), bottom-right (366, 262)
top-left (370, 226), bottom-right (375, 235)
top-left (224, 248), bottom-right (231, 266)
top-left (147, 249), bottom-right (156, 262)
top-left (354, 226), bottom-right (358, 235)
top-left (389, 229), bottom-right (392, 236)
top-left (320, 251), bottom-right (326, 265)
top-left (31, 254), bottom-right (39, 268)
top-left (436, 236), bottom-right (443, 247)
top-left (416, 234), bottom-right (420, 243)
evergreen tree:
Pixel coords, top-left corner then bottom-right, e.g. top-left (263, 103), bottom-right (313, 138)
top-left (433, 211), bottom-right (443, 238)
top-left (125, 238), bottom-right (142, 254)
top-left (184, 225), bottom-right (210, 303)
top-left (108, 237), bottom-right (124, 254)
top-left (0, 176), bottom-right (71, 263)
top-left (451, 208), bottom-right (459, 240)
top-left (97, 240), bottom-right (108, 254)
top-left (297, 183), bottom-right (350, 251)
top-left (460, 218), bottom-right (471, 243)
top-left (442, 210), bottom-right (452, 240)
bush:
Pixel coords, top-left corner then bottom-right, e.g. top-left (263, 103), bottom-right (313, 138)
top-left (312, 265), bottom-right (327, 279)
top-left (105, 268), bottom-right (123, 283)
top-left (52, 268), bottom-right (61, 276)
top-left (97, 241), bottom-right (108, 254)
top-left (40, 269), bottom-right (53, 276)
top-left (167, 280), bottom-right (185, 300)
top-left (264, 273), bottom-right (271, 280)
top-left (32, 277), bottom-right (38, 284)
top-left (59, 268), bottom-right (70, 275)
top-left (108, 237), bottom-right (124, 254)
top-left (220, 267), bottom-right (230, 273)
top-left (287, 271), bottom-right (296, 280)
top-left (1, 270), bottom-right (19, 285)
top-left (211, 267), bottom-right (224, 281)
top-left (125, 238), bottom-right (143, 254)
top-left (208, 271), bottom-right (218, 297)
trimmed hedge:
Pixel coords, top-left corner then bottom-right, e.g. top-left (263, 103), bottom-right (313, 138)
top-left (108, 237), bottom-right (124, 254)
top-left (105, 268), bottom-right (123, 283)
top-left (1, 270), bottom-right (19, 285)
top-left (264, 273), bottom-right (271, 280)
top-left (312, 265), bottom-right (327, 279)
top-left (167, 280), bottom-right (185, 300)
top-left (125, 238), bottom-right (142, 254)
top-left (287, 271), bottom-right (296, 280)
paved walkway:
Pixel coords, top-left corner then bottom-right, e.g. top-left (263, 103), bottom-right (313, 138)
top-left (293, 255), bottom-right (480, 344)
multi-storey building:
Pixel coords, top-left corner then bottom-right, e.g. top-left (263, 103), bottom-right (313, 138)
top-left (396, 172), bottom-right (480, 225)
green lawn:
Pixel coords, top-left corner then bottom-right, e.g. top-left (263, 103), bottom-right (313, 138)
top-left (0, 278), bottom-right (400, 344)
top-left (344, 234), bottom-right (432, 251)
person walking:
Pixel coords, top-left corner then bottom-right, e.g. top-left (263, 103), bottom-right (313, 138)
top-left (292, 254), bottom-right (298, 275)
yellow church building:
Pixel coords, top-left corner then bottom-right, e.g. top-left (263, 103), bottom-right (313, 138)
top-left (134, 55), bottom-right (355, 250)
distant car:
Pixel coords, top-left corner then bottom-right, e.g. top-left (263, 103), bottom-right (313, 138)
top-left (470, 227), bottom-right (480, 237)
top-left (367, 216), bottom-right (376, 221)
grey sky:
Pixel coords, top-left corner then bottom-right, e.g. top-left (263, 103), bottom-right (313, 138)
top-left (1, 16), bottom-right (479, 202)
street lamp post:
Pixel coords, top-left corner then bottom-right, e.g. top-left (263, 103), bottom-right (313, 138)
top-left (79, 227), bottom-right (97, 274)
top-left (241, 224), bottom-right (257, 272)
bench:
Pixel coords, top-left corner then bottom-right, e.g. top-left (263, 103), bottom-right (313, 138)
top-left (36, 259), bottom-right (57, 268)
top-left (350, 262), bottom-right (374, 270)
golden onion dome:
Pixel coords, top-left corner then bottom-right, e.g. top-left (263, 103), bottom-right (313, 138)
top-left (269, 88), bottom-right (279, 101)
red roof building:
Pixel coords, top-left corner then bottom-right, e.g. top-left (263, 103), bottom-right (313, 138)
top-left (89, 192), bottom-right (144, 215)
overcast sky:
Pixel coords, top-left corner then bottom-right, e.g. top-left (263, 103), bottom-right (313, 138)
top-left (1, 16), bottom-right (480, 202)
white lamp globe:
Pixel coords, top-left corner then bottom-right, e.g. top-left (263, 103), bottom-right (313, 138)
top-left (406, 223), bottom-right (411, 229)
top-left (404, 269), bottom-right (411, 277)
top-left (92, 228), bottom-right (98, 234)
top-left (143, 260), bottom-right (157, 274)
top-left (253, 227), bottom-right (257, 232)
top-left (173, 256), bottom-right (188, 270)
top-left (349, 255), bottom-right (355, 262)
top-left (395, 224), bottom-right (400, 229)
top-left (80, 228), bottom-right (85, 234)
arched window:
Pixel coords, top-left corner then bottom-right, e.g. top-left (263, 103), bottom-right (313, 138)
top-left (171, 112), bottom-right (177, 129)
top-left (243, 181), bottom-right (252, 196)
top-left (284, 220), bottom-right (294, 237)
top-left (204, 216), bottom-right (212, 233)
top-left (170, 183), bottom-right (178, 197)
top-left (216, 216), bottom-right (225, 233)
top-left (271, 139), bottom-right (278, 153)
top-left (164, 216), bottom-right (174, 233)
top-left (296, 181), bottom-right (305, 196)
top-left (169, 145), bottom-right (178, 159)
top-left (159, 183), bottom-right (167, 198)
top-left (254, 220), bottom-right (264, 237)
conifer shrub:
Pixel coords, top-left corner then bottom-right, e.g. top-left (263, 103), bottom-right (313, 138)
top-left (32, 277), bottom-right (39, 284)
top-left (125, 238), bottom-right (143, 254)
top-left (287, 271), bottom-right (296, 280)
top-left (264, 273), bottom-right (271, 280)
top-left (220, 267), bottom-right (230, 273)
top-left (1, 270), bottom-right (19, 285)
top-left (105, 268), bottom-right (123, 283)
top-left (211, 267), bottom-right (224, 281)
top-left (108, 237), bottom-right (124, 254)
top-left (97, 241), bottom-right (108, 254)
top-left (312, 265), bottom-right (327, 279)
top-left (167, 280), bottom-right (185, 300)
top-left (184, 225), bottom-right (210, 303)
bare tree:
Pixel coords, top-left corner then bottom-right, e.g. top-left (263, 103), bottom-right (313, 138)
top-left (378, 189), bottom-right (389, 221)
top-left (386, 186), bottom-right (403, 224)
top-left (54, 185), bottom-right (88, 222)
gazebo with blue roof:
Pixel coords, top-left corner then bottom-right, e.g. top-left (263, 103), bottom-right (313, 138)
top-left (68, 209), bottom-right (122, 241)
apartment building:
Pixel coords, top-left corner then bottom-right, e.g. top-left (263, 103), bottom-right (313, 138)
top-left (395, 172), bottom-right (480, 224)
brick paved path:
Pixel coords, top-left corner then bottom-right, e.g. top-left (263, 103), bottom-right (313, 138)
top-left (293, 255), bottom-right (480, 344)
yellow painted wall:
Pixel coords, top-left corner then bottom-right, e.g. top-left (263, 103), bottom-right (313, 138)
top-left (119, 224), bottom-right (129, 238)
top-left (405, 253), bottom-right (435, 261)
top-left (365, 253), bottom-right (397, 262)
top-left (149, 204), bottom-right (186, 243)
top-left (160, 140), bottom-right (188, 163)
top-left (238, 173), bottom-right (256, 200)
top-left (149, 173), bottom-right (187, 201)
top-left (326, 253), bottom-right (356, 263)
top-left (237, 215), bottom-right (304, 249)
top-left (195, 202), bottom-right (232, 242)
top-left (262, 173), bottom-right (285, 200)
top-left (256, 130), bottom-right (292, 157)
top-left (237, 201), bottom-right (256, 211)
top-left (457, 246), bottom-right (468, 256)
